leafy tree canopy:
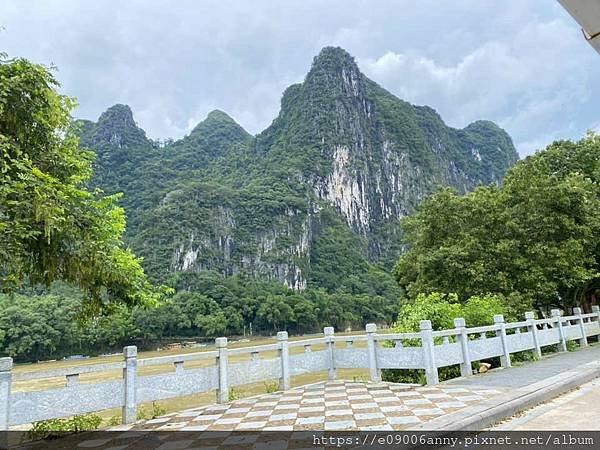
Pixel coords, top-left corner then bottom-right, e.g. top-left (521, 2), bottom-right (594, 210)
top-left (391, 292), bottom-right (511, 333)
top-left (395, 133), bottom-right (600, 311)
top-left (0, 55), bottom-right (160, 313)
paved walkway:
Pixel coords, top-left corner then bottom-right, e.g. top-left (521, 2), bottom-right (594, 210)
top-left (490, 378), bottom-right (600, 430)
top-left (114, 380), bottom-right (502, 432)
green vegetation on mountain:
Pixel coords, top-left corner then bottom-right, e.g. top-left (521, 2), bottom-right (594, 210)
top-left (78, 47), bottom-right (518, 293)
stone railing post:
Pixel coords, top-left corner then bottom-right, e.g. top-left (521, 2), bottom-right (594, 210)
top-left (277, 331), bottom-right (290, 391)
top-left (366, 323), bottom-right (380, 382)
top-left (573, 307), bottom-right (588, 347)
top-left (420, 320), bottom-right (439, 385)
top-left (324, 327), bottom-right (336, 380)
top-left (593, 305), bottom-right (600, 331)
top-left (551, 309), bottom-right (568, 352)
top-left (494, 315), bottom-right (511, 368)
top-left (453, 318), bottom-right (472, 377)
top-left (525, 312), bottom-right (542, 359)
top-left (66, 373), bottom-right (80, 387)
top-left (0, 358), bottom-right (12, 431)
top-left (122, 346), bottom-right (137, 424)
top-left (216, 337), bottom-right (229, 404)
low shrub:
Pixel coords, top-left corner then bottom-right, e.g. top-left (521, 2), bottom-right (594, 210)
top-left (28, 414), bottom-right (102, 440)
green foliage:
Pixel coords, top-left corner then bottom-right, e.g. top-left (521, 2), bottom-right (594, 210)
top-left (566, 340), bottom-right (579, 352)
top-left (395, 133), bottom-right (600, 311)
top-left (352, 375), bottom-right (369, 383)
top-left (137, 401), bottom-right (166, 420)
top-left (382, 292), bottom-right (508, 384)
top-left (0, 272), bottom-right (400, 362)
top-left (107, 415), bottom-right (121, 427)
top-left (0, 292), bottom-right (137, 361)
top-left (0, 55), bottom-right (159, 312)
top-left (264, 380), bottom-right (279, 393)
top-left (228, 387), bottom-right (241, 401)
top-left (393, 293), bottom-right (462, 332)
top-left (391, 292), bottom-right (508, 332)
top-left (462, 294), bottom-right (511, 326)
top-left (28, 414), bottom-right (102, 439)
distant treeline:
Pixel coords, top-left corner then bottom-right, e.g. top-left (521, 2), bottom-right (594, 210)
top-left (0, 272), bottom-right (401, 363)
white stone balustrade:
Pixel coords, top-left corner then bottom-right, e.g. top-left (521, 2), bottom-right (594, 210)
top-left (1, 308), bottom-right (599, 428)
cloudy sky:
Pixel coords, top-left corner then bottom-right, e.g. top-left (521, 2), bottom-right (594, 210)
top-left (1, 0), bottom-right (599, 156)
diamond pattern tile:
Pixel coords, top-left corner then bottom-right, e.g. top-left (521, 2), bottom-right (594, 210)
top-left (112, 380), bottom-right (502, 432)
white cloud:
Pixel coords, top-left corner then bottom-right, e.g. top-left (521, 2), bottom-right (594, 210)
top-left (360, 17), bottom-right (596, 155)
top-left (0, 0), bottom-right (598, 156)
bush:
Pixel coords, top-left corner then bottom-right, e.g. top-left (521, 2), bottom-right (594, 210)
top-left (264, 380), bottom-right (279, 393)
top-left (382, 292), bottom-right (509, 384)
top-left (28, 414), bottom-right (102, 440)
top-left (137, 401), bottom-right (166, 420)
top-left (229, 387), bottom-right (242, 401)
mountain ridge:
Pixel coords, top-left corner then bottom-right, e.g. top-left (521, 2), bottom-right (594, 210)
top-left (79, 46), bottom-right (519, 291)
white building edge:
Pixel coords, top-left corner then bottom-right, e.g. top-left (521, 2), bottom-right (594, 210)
top-left (559, 0), bottom-right (600, 54)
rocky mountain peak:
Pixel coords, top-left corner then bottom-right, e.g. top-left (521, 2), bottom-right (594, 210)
top-left (309, 47), bottom-right (360, 75)
top-left (305, 46), bottom-right (366, 100)
top-left (97, 104), bottom-right (136, 129)
top-left (191, 109), bottom-right (241, 133)
top-left (94, 104), bottom-right (147, 148)
top-left (187, 109), bottom-right (251, 148)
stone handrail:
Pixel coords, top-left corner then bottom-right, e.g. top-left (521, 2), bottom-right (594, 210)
top-left (0, 306), bottom-right (599, 429)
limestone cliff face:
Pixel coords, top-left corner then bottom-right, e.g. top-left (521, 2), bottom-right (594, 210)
top-left (256, 47), bottom-right (518, 259)
top-left (167, 203), bottom-right (312, 291)
top-left (84, 47), bottom-right (518, 289)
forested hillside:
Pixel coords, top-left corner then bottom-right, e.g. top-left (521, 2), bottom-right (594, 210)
top-left (79, 47), bottom-right (518, 290)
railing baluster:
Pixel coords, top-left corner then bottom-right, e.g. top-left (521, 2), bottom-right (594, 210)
top-left (454, 318), bottom-right (472, 377)
top-left (525, 312), bottom-right (542, 359)
top-left (0, 357), bottom-right (12, 431)
top-left (277, 331), bottom-right (290, 391)
top-left (66, 373), bottom-right (79, 387)
top-left (420, 320), bottom-right (439, 385)
top-left (174, 361), bottom-right (184, 374)
top-left (324, 327), bottom-right (336, 380)
top-left (551, 309), bottom-right (568, 352)
top-left (573, 307), bottom-right (588, 347)
top-left (366, 323), bottom-right (380, 382)
top-left (122, 346), bottom-right (137, 424)
top-left (216, 337), bottom-right (229, 404)
top-left (494, 315), bottom-right (511, 368)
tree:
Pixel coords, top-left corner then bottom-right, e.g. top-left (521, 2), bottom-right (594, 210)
top-left (0, 55), bottom-right (159, 312)
top-left (256, 295), bottom-right (294, 332)
top-left (395, 133), bottom-right (600, 311)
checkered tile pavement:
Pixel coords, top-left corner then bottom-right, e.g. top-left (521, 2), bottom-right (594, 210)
top-left (112, 380), bottom-right (502, 432)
